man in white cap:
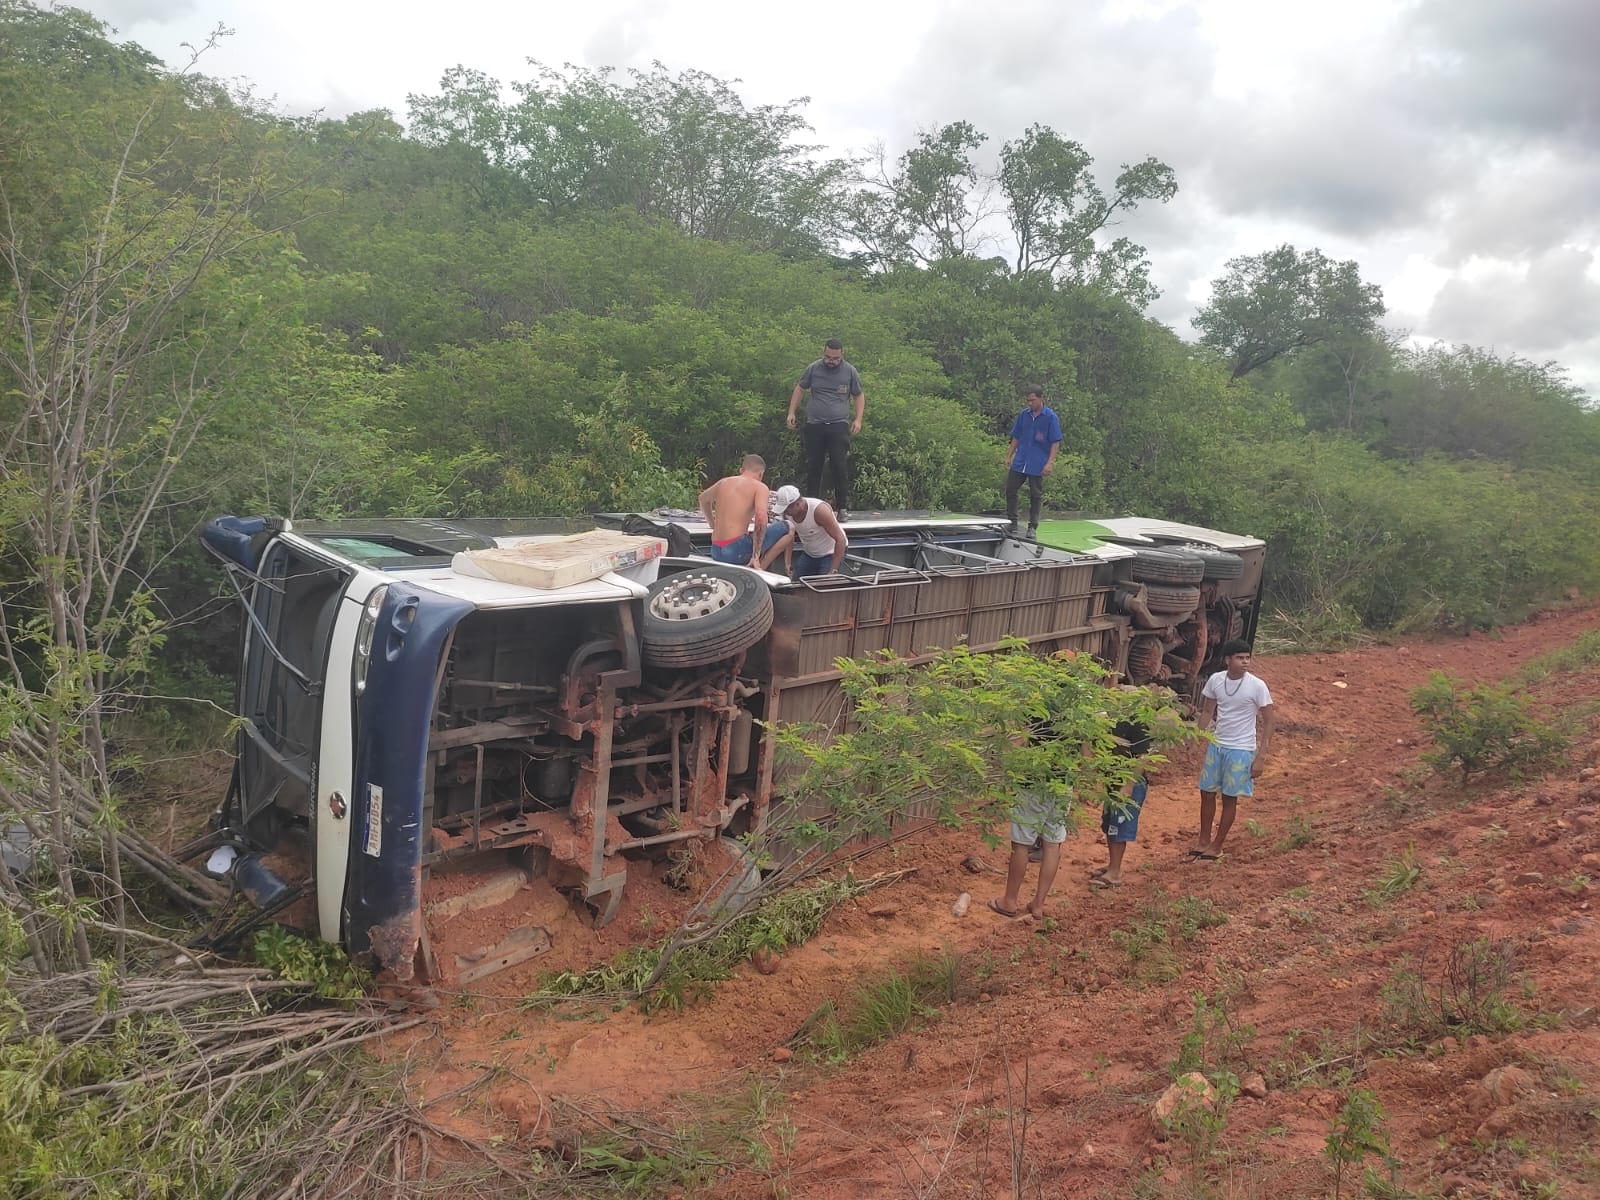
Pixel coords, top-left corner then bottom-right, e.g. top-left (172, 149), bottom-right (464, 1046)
top-left (762, 486), bottom-right (849, 578)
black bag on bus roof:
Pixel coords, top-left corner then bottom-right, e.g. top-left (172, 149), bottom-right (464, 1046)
top-left (620, 513), bottom-right (694, 558)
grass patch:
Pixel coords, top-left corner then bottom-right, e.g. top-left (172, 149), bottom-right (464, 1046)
top-left (528, 875), bottom-right (867, 1013)
top-left (800, 950), bottom-right (960, 1063)
top-left (1363, 844), bottom-right (1422, 906)
top-left (571, 1078), bottom-right (795, 1196)
top-left (569, 1081), bottom-right (800, 1200)
top-left (1278, 798), bottom-right (1316, 849)
top-left (1112, 911), bottom-right (1180, 985)
top-left (1514, 629), bottom-right (1600, 685)
top-left (1257, 605), bottom-right (1375, 652)
top-left (1170, 896), bottom-right (1230, 940)
top-left (1113, 898), bottom-right (1229, 987)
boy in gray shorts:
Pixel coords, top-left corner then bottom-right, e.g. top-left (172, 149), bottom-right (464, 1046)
top-left (989, 789), bottom-right (1068, 919)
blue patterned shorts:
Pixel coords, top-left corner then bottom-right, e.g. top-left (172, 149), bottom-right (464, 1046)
top-left (1198, 744), bottom-right (1255, 797)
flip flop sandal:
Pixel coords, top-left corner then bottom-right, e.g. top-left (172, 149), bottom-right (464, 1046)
top-left (1089, 877), bottom-right (1123, 889)
top-left (987, 898), bottom-right (1023, 919)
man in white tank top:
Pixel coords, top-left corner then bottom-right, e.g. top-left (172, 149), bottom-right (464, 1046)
top-left (766, 486), bottom-right (849, 578)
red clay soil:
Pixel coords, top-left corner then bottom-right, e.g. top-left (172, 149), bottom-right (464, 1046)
top-left (383, 603), bottom-right (1600, 1198)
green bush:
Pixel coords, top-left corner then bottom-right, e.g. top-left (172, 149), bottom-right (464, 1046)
top-left (1228, 437), bottom-right (1600, 633)
top-left (1409, 671), bottom-right (1569, 777)
top-left (252, 927), bottom-right (369, 999)
top-left (1170, 985), bottom-right (1255, 1078)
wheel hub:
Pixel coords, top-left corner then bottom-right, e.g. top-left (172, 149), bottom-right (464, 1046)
top-left (650, 572), bottom-right (739, 621)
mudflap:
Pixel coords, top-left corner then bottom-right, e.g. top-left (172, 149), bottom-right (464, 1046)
top-left (415, 920), bottom-right (442, 984)
top-left (582, 869), bottom-right (628, 928)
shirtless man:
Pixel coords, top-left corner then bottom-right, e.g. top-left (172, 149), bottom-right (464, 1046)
top-left (698, 455), bottom-right (789, 568)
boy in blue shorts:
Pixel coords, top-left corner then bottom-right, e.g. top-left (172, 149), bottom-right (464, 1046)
top-left (1189, 639), bottom-right (1274, 862)
top-left (1091, 718), bottom-right (1152, 889)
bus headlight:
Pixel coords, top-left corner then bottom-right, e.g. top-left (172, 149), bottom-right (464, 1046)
top-left (353, 585), bottom-right (388, 696)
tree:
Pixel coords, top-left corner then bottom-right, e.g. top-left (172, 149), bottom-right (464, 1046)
top-left (1381, 344), bottom-right (1600, 467)
top-left (403, 65), bottom-right (535, 211)
top-left (0, 5), bottom-right (304, 968)
top-left (1262, 326), bottom-right (1403, 435)
top-left (845, 122), bottom-right (1175, 305)
top-left (628, 64), bottom-right (848, 252)
top-left (405, 62), bottom-right (851, 252)
top-left (998, 124), bottom-right (1176, 297)
top-left (846, 122), bottom-right (994, 267)
top-left (1193, 244), bottom-right (1385, 380)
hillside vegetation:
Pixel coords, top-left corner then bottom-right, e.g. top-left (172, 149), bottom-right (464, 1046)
top-left (5, 2), bottom-right (1599, 679)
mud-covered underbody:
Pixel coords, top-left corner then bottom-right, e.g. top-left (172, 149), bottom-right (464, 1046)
top-left (405, 599), bottom-right (759, 982)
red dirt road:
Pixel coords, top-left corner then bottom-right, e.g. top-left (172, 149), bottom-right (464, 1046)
top-left (395, 604), bottom-right (1600, 1198)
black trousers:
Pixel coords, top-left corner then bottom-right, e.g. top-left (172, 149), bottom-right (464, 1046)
top-left (1005, 470), bottom-right (1043, 527)
top-left (804, 421), bottom-right (851, 510)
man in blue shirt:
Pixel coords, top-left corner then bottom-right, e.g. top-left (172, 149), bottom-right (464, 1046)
top-left (1004, 386), bottom-right (1062, 538)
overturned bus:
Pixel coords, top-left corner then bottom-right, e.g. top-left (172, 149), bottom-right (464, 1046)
top-left (196, 511), bottom-right (1263, 983)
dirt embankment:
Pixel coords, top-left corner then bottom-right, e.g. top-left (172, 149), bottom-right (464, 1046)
top-left (388, 604), bottom-right (1600, 1198)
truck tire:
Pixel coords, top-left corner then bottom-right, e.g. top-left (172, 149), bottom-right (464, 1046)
top-left (1127, 548), bottom-right (1205, 586)
top-left (1143, 584), bottom-right (1202, 614)
top-left (1177, 544), bottom-right (1244, 580)
top-left (641, 566), bottom-right (774, 669)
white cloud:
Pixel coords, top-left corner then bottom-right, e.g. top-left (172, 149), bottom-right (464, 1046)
top-left (1427, 248), bottom-right (1600, 354)
top-left (1383, 253), bottom-right (1452, 320)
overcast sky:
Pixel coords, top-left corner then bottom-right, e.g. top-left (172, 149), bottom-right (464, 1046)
top-left (81, 0), bottom-right (1600, 396)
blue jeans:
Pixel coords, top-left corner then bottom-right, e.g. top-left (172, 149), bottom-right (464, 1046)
top-left (1102, 778), bottom-right (1146, 843)
top-left (709, 522), bottom-right (787, 566)
top-left (794, 550), bottom-right (835, 578)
